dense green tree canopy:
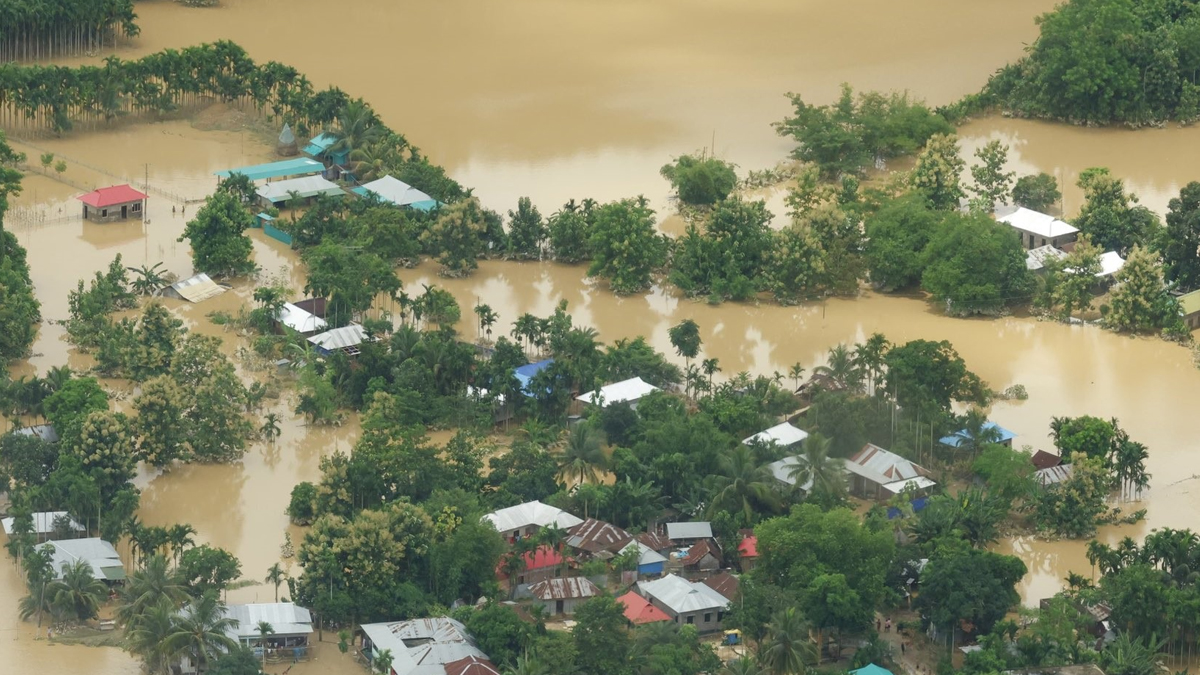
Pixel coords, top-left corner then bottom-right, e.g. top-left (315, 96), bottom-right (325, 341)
top-left (917, 548), bottom-right (1027, 641)
top-left (587, 197), bottom-right (667, 294)
top-left (921, 212), bottom-right (1034, 316)
top-left (1163, 181), bottom-right (1200, 291)
top-left (864, 193), bottom-right (943, 291)
top-left (660, 153), bottom-right (738, 205)
top-left (179, 191), bottom-right (255, 278)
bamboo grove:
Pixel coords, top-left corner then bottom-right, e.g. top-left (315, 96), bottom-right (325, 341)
top-left (0, 41), bottom-right (378, 135)
top-left (0, 0), bottom-right (139, 62)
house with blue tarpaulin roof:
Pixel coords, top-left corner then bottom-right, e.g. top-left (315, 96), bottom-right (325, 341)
top-left (302, 132), bottom-right (350, 167)
top-left (352, 175), bottom-right (441, 212)
top-left (939, 421), bottom-right (1016, 449)
top-left (515, 359), bottom-right (554, 397)
top-left (216, 158), bottom-right (324, 182)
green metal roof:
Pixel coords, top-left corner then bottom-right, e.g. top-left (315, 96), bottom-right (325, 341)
top-left (215, 158), bottom-right (324, 181)
top-left (100, 565), bottom-right (127, 581)
top-left (303, 132), bottom-right (338, 157)
top-left (1180, 289), bottom-right (1200, 316)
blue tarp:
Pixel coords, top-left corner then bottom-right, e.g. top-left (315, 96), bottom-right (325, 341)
top-left (887, 497), bottom-right (928, 520)
top-left (515, 359), bottom-right (554, 397)
top-left (215, 158), bottom-right (324, 181)
top-left (852, 665), bottom-right (895, 675)
top-left (939, 421), bottom-right (1017, 448)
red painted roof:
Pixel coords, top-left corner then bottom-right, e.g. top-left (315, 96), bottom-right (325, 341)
top-left (495, 545), bottom-right (564, 579)
top-left (444, 655), bottom-right (501, 675)
top-left (76, 184), bottom-right (147, 208)
top-left (739, 535), bottom-right (758, 558)
top-left (616, 591), bottom-right (671, 624)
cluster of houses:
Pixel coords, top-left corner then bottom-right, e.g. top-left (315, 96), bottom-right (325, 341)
top-left (998, 206), bottom-right (1129, 284)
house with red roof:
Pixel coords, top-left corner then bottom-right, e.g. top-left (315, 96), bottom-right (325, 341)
top-left (444, 655), bottom-right (501, 675)
top-left (496, 545), bottom-right (567, 588)
top-left (616, 590), bottom-right (670, 625)
top-left (738, 535), bottom-right (758, 573)
top-left (76, 184), bottom-right (147, 223)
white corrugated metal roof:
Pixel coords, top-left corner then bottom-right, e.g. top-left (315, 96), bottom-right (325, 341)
top-left (529, 577), bottom-right (600, 600)
top-left (765, 456), bottom-right (816, 490)
top-left (360, 617), bottom-right (487, 675)
top-left (1035, 463), bottom-right (1074, 486)
top-left (36, 538), bottom-right (123, 580)
top-left (1, 511), bottom-right (83, 536)
top-left (845, 444), bottom-right (929, 485)
top-left (881, 476), bottom-right (937, 494)
top-left (665, 522), bottom-right (713, 540)
top-left (307, 324), bottom-right (369, 352)
top-left (1026, 245), bottom-right (1066, 271)
top-left (621, 540), bottom-right (668, 566)
top-left (224, 603), bottom-right (313, 640)
top-left (275, 302), bottom-right (327, 334)
top-left (482, 501), bottom-right (583, 534)
top-left (361, 175), bottom-right (435, 207)
top-left (168, 273), bottom-right (227, 303)
top-left (638, 574), bottom-right (729, 615)
top-left (997, 207), bottom-right (1079, 239)
top-left (256, 175), bottom-right (344, 203)
top-left (743, 421), bottom-right (809, 447)
top-left (1096, 251), bottom-right (1125, 278)
top-left (576, 377), bottom-right (659, 407)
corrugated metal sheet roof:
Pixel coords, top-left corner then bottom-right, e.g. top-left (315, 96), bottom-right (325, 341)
top-left (743, 421), bottom-right (808, 447)
top-left (275, 302), bottom-right (328, 334)
top-left (224, 603), bottom-right (312, 640)
top-left (621, 541), bottom-right (667, 566)
top-left (215, 157), bottom-right (324, 181)
top-left (617, 590), bottom-right (671, 624)
top-left (845, 444), bottom-right (929, 485)
top-left (168, 273), bottom-right (227, 303)
top-left (939, 421), bottom-right (1017, 448)
top-left (36, 538), bottom-right (123, 580)
top-left (529, 577), bottom-right (600, 600)
top-left (881, 476), bottom-right (937, 494)
top-left (302, 132), bottom-right (337, 156)
top-left (637, 531), bottom-right (672, 552)
top-left (1031, 450), bottom-right (1062, 470)
top-left (997, 206), bottom-right (1079, 239)
top-left (307, 324), bottom-right (369, 352)
top-left (576, 377), bottom-right (659, 407)
top-left (360, 617), bottom-right (487, 675)
top-left (1036, 463), bottom-right (1074, 486)
top-left (1096, 251), bottom-right (1126, 278)
top-left (665, 522), bottom-right (713, 540)
top-left (566, 518), bottom-right (633, 554)
top-left (1, 511), bottom-right (83, 536)
top-left (256, 175), bottom-right (344, 203)
top-left (681, 539), bottom-right (721, 567)
top-left (1026, 245), bottom-right (1066, 271)
top-left (360, 175), bottom-right (435, 207)
top-left (638, 574), bottom-right (729, 615)
top-left (482, 501), bottom-right (583, 534)
top-left (765, 456), bottom-right (816, 491)
top-left (444, 656), bottom-right (501, 675)
top-left (701, 572), bottom-right (740, 601)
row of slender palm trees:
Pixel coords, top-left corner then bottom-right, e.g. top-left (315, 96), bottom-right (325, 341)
top-left (0, 0), bottom-right (139, 63)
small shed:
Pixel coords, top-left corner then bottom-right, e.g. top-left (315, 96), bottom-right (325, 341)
top-left (77, 184), bottom-right (147, 223)
top-left (276, 123), bottom-right (299, 157)
top-left (163, 273), bottom-right (227, 303)
top-left (1180, 289), bottom-right (1200, 330)
top-left (1035, 464), bottom-right (1074, 487)
top-left (302, 132), bottom-right (350, 167)
top-left (620, 541), bottom-right (668, 577)
top-left (616, 590), bottom-right (671, 625)
top-left (528, 577), bottom-right (600, 615)
top-left (737, 535), bottom-right (758, 573)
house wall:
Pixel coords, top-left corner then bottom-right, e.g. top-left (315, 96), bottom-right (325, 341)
top-left (535, 596), bottom-right (588, 616)
top-left (638, 561), bottom-right (665, 577)
top-left (514, 565), bottom-right (563, 587)
top-left (686, 554), bottom-right (720, 574)
top-left (1013, 227), bottom-right (1077, 251)
top-left (83, 199), bottom-right (143, 223)
top-left (1186, 310), bottom-right (1200, 330)
top-left (674, 607), bottom-right (724, 633)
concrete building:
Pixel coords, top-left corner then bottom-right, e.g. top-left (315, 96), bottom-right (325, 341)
top-left (637, 574), bottom-right (729, 633)
top-left (77, 184), bottom-right (147, 223)
top-left (528, 577), bottom-right (601, 615)
top-left (576, 377), bottom-right (659, 409)
top-left (997, 206), bottom-right (1079, 250)
top-left (482, 500), bottom-right (583, 543)
top-left (360, 617), bottom-right (495, 675)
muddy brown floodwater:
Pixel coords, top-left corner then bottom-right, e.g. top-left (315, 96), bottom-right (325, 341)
top-left (3, 0), bottom-right (1200, 672)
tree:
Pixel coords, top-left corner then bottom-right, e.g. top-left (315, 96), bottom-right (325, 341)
top-left (373, 648), bottom-right (395, 675)
top-left (660, 153), bottom-right (738, 205)
top-left (916, 548), bottom-right (1027, 648)
top-left (507, 197), bottom-right (546, 260)
top-left (177, 545), bottom-right (242, 597)
top-left (1038, 235), bottom-right (1102, 320)
top-left (921, 212), bottom-right (1034, 316)
top-left (761, 606), bottom-right (812, 675)
top-left (134, 376), bottom-right (188, 467)
top-left (763, 222), bottom-right (825, 304)
top-left (573, 595), bottom-right (632, 675)
top-left (864, 193), bottom-right (942, 291)
top-left (126, 597), bottom-right (180, 674)
top-left (556, 424), bottom-right (607, 486)
top-left (48, 559), bottom-right (108, 622)
top-left (1164, 181), bottom-right (1200, 291)
top-left (786, 433), bottom-right (846, 506)
top-left (884, 339), bottom-right (984, 414)
top-left (178, 191), bottom-right (255, 277)
top-left (708, 445), bottom-right (780, 526)
top-left (802, 573), bottom-right (871, 664)
top-left (0, 230), bottom-right (42, 361)
top-left (302, 241), bottom-right (401, 325)
top-left (972, 445), bottom-right (1035, 503)
top-left (44, 377), bottom-right (108, 440)
top-left (216, 172), bottom-right (256, 205)
top-left (328, 99), bottom-right (383, 157)
top-left (1074, 169), bottom-right (1162, 255)
top-left (1012, 173), bottom-right (1061, 212)
top-left (265, 563), bottom-right (287, 602)
top-left (72, 409), bottom-right (137, 504)
top-left (40, 152), bottom-right (54, 174)
top-left (911, 133), bottom-right (965, 210)
top-left (1032, 452), bottom-right (1114, 538)
top-left (255, 621), bottom-right (274, 669)
top-left (118, 554), bottom-right (190, 627)
top-left (548, 200), bottom-right (593, 263)
top-left (1104, 245), bottom-right (1186, 334)
top-left (968, 140), bottom-right (1014, 211)
top-left (667, 319), bottom-right (702, 369)
top-left (814, 344), bottom-right (863, 392)
top-left (587, 197), bottom-right (667, 294)
top-left (207, 647), bottom-right (263, 675)
top-left (165, 592), bottom-right (239, 673)
top-left (670, 198), bottom-right (773, 301)
top-left (421, 197), bottom-right (489, 277)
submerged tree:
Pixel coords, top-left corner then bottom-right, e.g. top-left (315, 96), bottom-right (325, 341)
top-left (179, 191), bottom-right (255, 278)
top-left (587, 197), bottom-right (667, 294)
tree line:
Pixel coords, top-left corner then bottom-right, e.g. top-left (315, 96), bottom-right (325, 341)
top-left (0, 130), bottom-right (42, 362)
top-left (0, 0), bottom-right (139, 62)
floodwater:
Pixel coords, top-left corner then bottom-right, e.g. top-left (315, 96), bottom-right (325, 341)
top-left (2, 0), bottom-right (1200, 671)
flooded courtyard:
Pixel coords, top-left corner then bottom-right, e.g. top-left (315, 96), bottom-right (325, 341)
top-left (3, 0), bottom-right (1200, 672)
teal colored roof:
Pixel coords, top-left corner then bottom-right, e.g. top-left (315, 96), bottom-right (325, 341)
top-left (215, 158), bottom-right (324, 181)
top-left (851, 665), bottom-right (893, 675)
top-left (302, 132), bottom-right (338, 157)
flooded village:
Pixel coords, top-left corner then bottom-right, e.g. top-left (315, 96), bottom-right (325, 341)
top-left (2, 1), bottom-right (1200, 675)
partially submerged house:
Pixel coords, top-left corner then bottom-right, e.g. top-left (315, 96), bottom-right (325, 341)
top-left (665, 522), bottom-right (712, 545)
top-left (274, 302), bottom-right (328, 336)
top-left (1180, 289), bottom-right (1200, 331)
top-left (616, 590), bottom-right (671, 625)
top-left (13, 423), bottom-right (59, 443)
top-left (307, 324), bottom-right (371, 357)
top-left (566, 518), bottom-right (634, 558)
top-left (997, 206), bottom-right (1079, 250)
top-left (1096, 251), bottom-right (1126, 280)
top-left (360, 617), bottom-right (495, 675)
top-left (528, 577), bottom-right (601, 615)
top-left (743, 421), bottom-right (808, 449)
top-left (637, 574), bottom-right (729, 633)
top-left (844, 444), bottom-right (934, 500)
top-left (939, 421), bottom-right (1016, 449)
top-left (354, 175), bottom-right (440, 212)
top-left (482, 500), bottom-right (583, 543)
top-left (36, 538), bottom-right (124, 582)
top-left (255, 174), bottom-right (344, 208)
top-left (223, 602), bottom-right (313, 660)
top-left (77, 184), bottom-right (147, 223)
top-left (163, 273), bottom-right (227, 303)
top-left (216, 157), bottom-right (325, 183)
top-left (1, 511), bottom-right (84, 543)
top-left (576, 377), bottom-right (659, 410)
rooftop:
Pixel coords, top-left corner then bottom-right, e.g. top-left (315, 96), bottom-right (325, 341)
top-left (997, 206), bottom-right (1079, 239)
top-left (638, 574), bottom-right (729, 615)
top-left (738, 535), bottom-right (758, 559)
top-left (939, 421), bottom-right (1017, 448)
top-left (302, 131), bottom-right (337, 156)
top-left (215, 157), bottom-right (325, 181)
top-left (665, 522), bottom-right (712, 540)
top-left (1031, 450), bottom-right (1062, 470)
top-left (765, 456), bottom-right (815, 490)
top-left (1096, 251), bottom-right (1126, 278)
top-left (637, 531), bottom-right (672, 552)
top-left (307, 324), bottom-right (370, 353)
top-left (845, 444), bottom-right (929, 485)
top-left (167, 273), bottom-right (227, 304)
top-left (77, 184), bottom-right (147, 208)
top-left (616, 590), bottom-right (671, 624)
top-left (256, 175), bottom-right (344, 203)
top-left (743, 421), bottom-right (809, 447)
top-left (851, 664), bottom-right (895, 675)
top-left (1035, 464), bottom-right (1074, 486)
top-left (36, 538), bottom-right (124, 581)
top-left (275, 302), bottom-right (328, 334)
top-left (620, 540), bottom-right (668, 566)
top-left (1026, 245), bottom-right (1067, 271)
top-left (360, 617), bottom-right (488, 675)
top-left (482, 500), bottom-right (583, 535)
top-left (444, 656), bottom-right (501, 675)
top-left (513, 359), bottom-right (554, 397)
top-left (701, 572), bottom-right (741, 601)
top-left (576, 377), bottom-right (659, 407)
top-left (224, 603), bottom-right (313, 640)
top-left (1, 511), bottom-right (84, 536)
top-left (356, 175), bottom-right (438, 211)
top-left (528, 577), bottom-right (600, 601)
top-left (566, 518), bottom-right (633, 554)
top-left (681, 539), bottom-right (722, 567)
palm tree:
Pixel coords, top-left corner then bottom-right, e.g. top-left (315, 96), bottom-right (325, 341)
top-left (373, 647), bottom-right (395, 675)
top-left (788, 362), bottom-right (806, 391)
top-left (260, 413), bottom-right (282, 442)
top-left (265, 563), bottom-right (287, 602)
top-left (48, 559), bottom-right (107, 622)
top-left (702, 357), bottom-right (721, 391)
top-left (164, 592), bottom-right (238, 673)
top-left (128, 262), bottom-right (168, 296)
top-left (556, 424), bottom-right (607, 486)
top-left (125, 597), bottom-right (179, 675)
top-left (167, 524), bottom-right (196, 567)
top-left (1114, 439), bottom-right (1151, 500)
top-left (474, 303), bottom-right (499, 343)
top-left (762, 607), bottom-right (813, 675)
top-left (328, 99), bottom-right (383, 159)
top-left (504, 649), bottom-right (553, 675)
top-left (256, 621), bottom-right (275, 669)
top-left (786, 433), bottom-right (846, 503)
top-left (118, 554), bottom-right (190, 627)
top-left (722, 658), bottom-right (767, 675)
top-left (852, 333), bottom-right (891, 396)
top-left (955, 408), bottom-right (1002, 459)
top-left (708, 445), bottom-right (781, 525)
top-left (815, 344), bottom-right (863, 392)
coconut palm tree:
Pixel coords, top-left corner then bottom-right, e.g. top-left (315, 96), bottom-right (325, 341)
top-left (707, 445), bottom-right (780, 525)
top-left (328, 99), bottom-right (383, 159)
top-left (954, 408), bottom-right (1002, 459)
top-left (814, 344), bottom-right (863, 392)
top-left (118, 554), bottom-right (190, 627)
top-left (762, 607), bottom-right (813, 675)
top-left (167, 524), bottom-right (196, 567)
top-left (556, 424), bottom-right (607, 486)
top-left (48, 559), bottom-right (107, 622)
top-left (504, 649), bottom-right (553, 675)
top-left (373, 647), bottom-right (395, 675)
top-left (125, 597), bottom-right (179, 675)
top-left (260, 413), bottom-right (282, 442)
top-left (164, 592), bottom-right (238, 673)
top-left (723, 658), bottom-right (767, 675)
top-left (786, 432), bottom-right (846, 503)
top-left (256, 621), bottom-right (275, 669)
top-left (264, 563), bottom-right (287, 602)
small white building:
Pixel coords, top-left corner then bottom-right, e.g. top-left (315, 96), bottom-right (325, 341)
top-left (743, 421), bottom-right (809, 449)
top-left (274, 302), bottom-right (328, 336)
top-left (36, 538), bottom-right (124, 581)
top-left (1, 511), bottom-right (84, 543)
top-left (482, 500), bottom-right (583, 543)
top-left (637, 574), bottom-right (729, 633)
top-left (576, 377), bottom-right (659, 409)
top-left (997, 206), bottom-right (1079, 250)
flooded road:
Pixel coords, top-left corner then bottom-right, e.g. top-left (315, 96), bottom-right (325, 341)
top-left (2, 0), bottom-right (1200, 670)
